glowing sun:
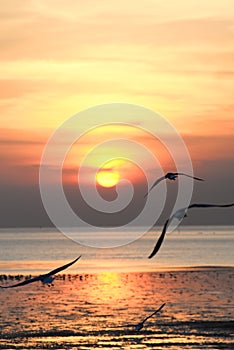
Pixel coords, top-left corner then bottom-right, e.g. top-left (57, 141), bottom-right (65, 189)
top-left (96, 169), bottom-right (119, 188)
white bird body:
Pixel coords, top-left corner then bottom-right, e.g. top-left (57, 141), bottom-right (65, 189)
top-left (0, 256), bottom-right (81, 288)
top-left (170, 208), bottom-right (188, 221)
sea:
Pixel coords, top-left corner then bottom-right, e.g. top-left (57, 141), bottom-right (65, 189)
top-left (0, 226), bottom-right (233, 349)
top-left (0, 226), bottom-right (233, 273)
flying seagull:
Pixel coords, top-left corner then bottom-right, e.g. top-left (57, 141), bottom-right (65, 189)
top-left (0, 256), bottom-right (81, 288)
top-left (144, 172), bottom-right (204, 197)
top-left (134, 303), bottom-right (166, 331)
top-left (148, 203), bottom-right (234, 259)
top-left (109, 303), bottom-right (166, 331)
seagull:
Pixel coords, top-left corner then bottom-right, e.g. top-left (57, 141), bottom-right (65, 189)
top-left (135, 303), bottom-right (166, 331)
top-left (148, 203), bottom-right (234, 259)
top-left (144, 172), bottom-right (204, 197)
top-left (108, 303), bottom-right (166, 332)
top-left (0, 256), bottom-right (81, 288)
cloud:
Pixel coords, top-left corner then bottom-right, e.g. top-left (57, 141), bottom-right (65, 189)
top-left (0, 0), bottom-right (234, 61)
top-left (0, 128), bottom-right (46, 144)
top-left (183, 134), bottom-right (234, 160)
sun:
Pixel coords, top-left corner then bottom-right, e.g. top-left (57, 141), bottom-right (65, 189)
top-left (96, 169), bottom-right (119, 188)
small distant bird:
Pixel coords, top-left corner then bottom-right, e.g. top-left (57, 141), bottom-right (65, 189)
top-left (0, 256), bottom-right (81, 288)
top-left (135, 303), bottom-right (166, 331)
top-left (148, 203), bottom-right (234, 259)
top-left (144, 172), bottom-right (204, 197)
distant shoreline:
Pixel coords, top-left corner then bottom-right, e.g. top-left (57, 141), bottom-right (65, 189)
top-left (0, 224), bottom-right (233, 233)
top-left (1, 265), bottom-right (233, 280)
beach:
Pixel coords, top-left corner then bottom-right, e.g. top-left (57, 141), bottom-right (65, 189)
top-left (0, 227), bottom-right (233, 349)
top-left (0, 267), bottom-right (233, 349)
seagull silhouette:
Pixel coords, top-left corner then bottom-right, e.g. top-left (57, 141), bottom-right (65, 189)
top-left (0, 256), bottom-right (81, 288)
top-left (148, 203), bottom-right (234, 259)
top-left (144, 172), bottom-right (204, 197)
top-left (135, 303), bottom-right (166, 331)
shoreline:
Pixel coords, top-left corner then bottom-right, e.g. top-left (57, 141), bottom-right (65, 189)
top-left (0, 265), bottom-right (233, 284)
top-left (0, 264), bottom-right (234, 278)
top-left (1, 265), bottom-right (233, 349)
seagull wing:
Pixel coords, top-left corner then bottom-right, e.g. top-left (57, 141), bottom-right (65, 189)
top-left (148, 203), bottom-right (234, 261)
top-left (189, 203), bottom-right (234, 209)
top-left (148, 219), bottom-right (169, 259)
top-left (141, 303), bottom-right (166, 324)
top-left (177, 173), bottom-right (204, 181)
top-left (46, 255), bottom-right (81, 276)
top-left (144, 176), bottom-right (166, 197)
top-left (0, 275), bottom-right (41, 288)
top-left (0, 256), bottom-right (81, 289)
top-left (114, 303), bottom-right (166, 330)
top-left (169, 203), bottom-right (234, 222)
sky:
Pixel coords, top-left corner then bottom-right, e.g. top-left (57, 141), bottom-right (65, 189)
top-left (0, 0), bottom-right (234, 227)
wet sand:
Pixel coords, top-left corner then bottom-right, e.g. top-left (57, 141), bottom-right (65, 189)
top-left (0, 267), bottom-right (233, 349)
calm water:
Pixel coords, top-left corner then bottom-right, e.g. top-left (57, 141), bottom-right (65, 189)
top-left (0, 226), bottom-right (233, 349)
top-left (0, 226), bottom-right (233, 274)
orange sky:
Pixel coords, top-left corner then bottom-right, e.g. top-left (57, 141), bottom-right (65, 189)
top-left (0, 1), bottom-right (234, 226)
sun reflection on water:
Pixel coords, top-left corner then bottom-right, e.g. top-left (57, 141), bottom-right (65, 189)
top-left (95, 272), bottom-right (127, 302)
top-left (0, 268), bottom-right (233, 349)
